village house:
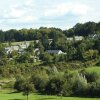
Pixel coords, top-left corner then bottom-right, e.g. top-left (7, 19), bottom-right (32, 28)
top-left (88, 34), bottom-right (100, 39)
top-left (67, 36), bottom-right (83, 41)
top-left (4, 46), bottom-right (19, 54)
top-left (46, 50), bottom-right (65, 55)
top-left (4, 43), bottom-right (30, 54)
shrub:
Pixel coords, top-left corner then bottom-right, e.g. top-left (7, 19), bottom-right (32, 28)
top-left (45, 75), bottom-right (65, 95)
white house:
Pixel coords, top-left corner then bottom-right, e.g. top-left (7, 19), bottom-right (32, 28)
top-left (5, 47), bottom-right (13, 54)
top-left (67, 36), bottom-right (83, 41)
top-left (11, 46), bottom-right (19, 51)
top-left (46, 50), bottom-right (65, 55)
top-left (4, 43), bottom-right (30, 54)
top-left (4, 46), bottom-right (19, 54)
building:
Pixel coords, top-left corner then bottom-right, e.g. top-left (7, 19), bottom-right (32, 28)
top-left (67, 36), bottom-right (83, 41)
top-left (46, 50), bottom-right (65, 55)
top-left (4, 46), bottom-right (19, 54)
top-left (4, 47), bottom-right (13, 54)
top-left (88, 34), bottom-right (100, 39)
top-left (4, 43), bottom-right (30, 54)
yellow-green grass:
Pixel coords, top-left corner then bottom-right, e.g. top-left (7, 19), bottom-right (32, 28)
top-left (3, 40), bottom-right (34, 46)
top-left (85, 66), bottom-right (100, 74)
top-left (69, 66), bottom-right (100, 75)
top-left (0, 89), bottom-right (100, 100)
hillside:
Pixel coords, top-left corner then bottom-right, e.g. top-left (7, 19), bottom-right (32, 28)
top-left (0, 22), bottom-right (100, 98)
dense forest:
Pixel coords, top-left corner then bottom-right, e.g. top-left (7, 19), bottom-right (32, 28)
top-left (0, 21), bottom-right (100, 98)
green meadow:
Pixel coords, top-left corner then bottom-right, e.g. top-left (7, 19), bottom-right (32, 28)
top-left (85, 66), bottom-right (100, 74)
top-left (0, 89), bottom-right (100, 100)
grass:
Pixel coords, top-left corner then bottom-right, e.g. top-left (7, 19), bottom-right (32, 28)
top-left (0, 89), bottom-right (100, 100)
top-left (85, 66), bottom-right (100, 74)
top-left (70, 66), bottom-right (100, 75)
top-left (3, 40), bottom-right (34, 46)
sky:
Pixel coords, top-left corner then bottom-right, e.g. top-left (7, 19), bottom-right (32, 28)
top-left (0, 0), bottom-right (100, 30)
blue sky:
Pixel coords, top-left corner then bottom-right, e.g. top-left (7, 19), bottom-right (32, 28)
top-left (0, 0), bottom-right (100, 30)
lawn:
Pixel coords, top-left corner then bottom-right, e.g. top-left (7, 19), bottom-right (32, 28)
top-left (0, 89), bottom-right (100, 100)
top-left (3, 40), bottom-right (34, 46)
top-left (85, 66), bottom-right (100, 74)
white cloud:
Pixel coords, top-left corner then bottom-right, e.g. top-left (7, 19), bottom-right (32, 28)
top-left (0, 0), bottom-right (99, 30)
top-left (2, 1), bottom-right (38, 24)
top-left (6, 16), bottom-right (38, 24)
top-left (4, 7), bottom-right (25, 19)
top-left (72, 4), bottom-right (89, 16)
top-left (44, 3), bottom-right (70, 17)
top-left (25, 0), bottom-right (34, 6)
top-left (44, 3), bottom-right (89, 17)
top-left (23, 16), bottom-right (38, 22)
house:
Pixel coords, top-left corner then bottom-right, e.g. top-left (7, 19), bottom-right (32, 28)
top-left (4, 43), bottom-right (29, 54)
top-left (18, 42), bottom-right (30, 49)
top-left (4, 47), bottom-right (13, 54)
top-left (88, 34), bottom-right (100, 39)
top-left (11, 46), bottom-right (19, 51)
top-left (74, 36), bottom-right (83, 41)
top-left (4, 46), bottom-right (19, 54)
top-left (46, 50), bottom-right (65, 55)
top-left (67, 36), bottom-right (83, 41)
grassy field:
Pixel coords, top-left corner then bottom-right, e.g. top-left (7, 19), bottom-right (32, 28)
top-left (3, 40), bottom-right (34, 46)
top-left (85, 66), bottom-right (100, 74)
top-left (0, 89), bottom-right (100, 100)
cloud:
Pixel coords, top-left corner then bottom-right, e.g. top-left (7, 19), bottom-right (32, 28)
top-left (44, 3), bottom-right (89, 17)
top-left (3, 6), bottom-right (25, 19)
top-left (72, 4), bottom-right (89, 16)
top-left (1, 0), bottom-right (38, 25)
top-left (0, 0), bottom-right (100, 30)
top-left (25, 0), bottom-right (33, 6)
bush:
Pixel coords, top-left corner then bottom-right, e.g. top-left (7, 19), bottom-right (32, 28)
top-left (14, 76), bottom-right (25, 91)
top-left (45, 75), bottom-right (65, 95)
top-left (85, 72), bottom-right (99, 82)
top-left (30, 71), bottom-right (49, 92)
top-left (88, 79), bottom-right (100, 97)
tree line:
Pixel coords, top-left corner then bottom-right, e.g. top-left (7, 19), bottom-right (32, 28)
top-left (0, 22), bottom-right (100, 42)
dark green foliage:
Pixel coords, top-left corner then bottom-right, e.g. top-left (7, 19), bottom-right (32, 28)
top-left (14, 76), bottom-right (35, 100)
top-left (30, 71), bottom-right (49, 92)
top-left (14, 76), bottom-right (25, 91)
top-left (16, 53), bottom-right (30, 63)
top-left (85, 72), bottom-right (99, 82)
top-left (26, 42), bottom-right (34, 53)
top-left (45, 75), bottom-right (65, 95)
top-left (40, 52), bottom-right (53, 63)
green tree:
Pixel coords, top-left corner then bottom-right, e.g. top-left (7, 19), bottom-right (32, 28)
top-left (14, 76), bottom-right (35, 100)
top-left (16, 53), bottom-right (30, 63)
top-left (40, 52), bottom-right (53, 63)
top-left (83, 50), bottom-right (99, 61)
top-left (26, 42), bottom-right (34, 55)
top-left (45, 75), bottom-right (65, 95)
top-left (22, 81), bottom-right (35, 100)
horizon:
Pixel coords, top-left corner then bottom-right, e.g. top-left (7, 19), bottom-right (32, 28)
top-left (0, 21), bottom-right (99, 31)
top-left (0, 0), bottom-right (100, 30)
